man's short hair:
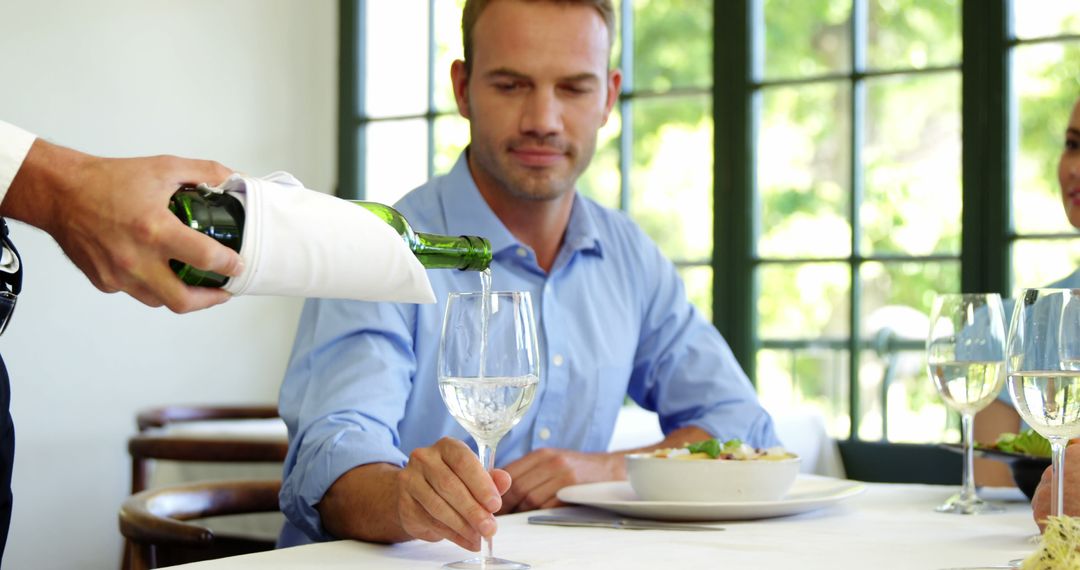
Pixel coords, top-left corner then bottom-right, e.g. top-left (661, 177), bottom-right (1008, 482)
top-left (461, 0), bottom-right (616, 73)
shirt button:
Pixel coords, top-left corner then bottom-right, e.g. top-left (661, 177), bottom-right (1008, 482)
top-left (538, 427), bottom-right (551, 440)
top-left (552, 354), bottom-right (565, 367)
top-left (516, 247), bottom-right (528, 257)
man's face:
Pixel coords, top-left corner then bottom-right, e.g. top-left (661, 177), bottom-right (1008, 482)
top-left (452, 0), bottom-right (621, 202)
top-left (1060, 98), bottom-right (1080, 230)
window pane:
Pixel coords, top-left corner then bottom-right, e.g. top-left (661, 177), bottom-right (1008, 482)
top-left (365, 119), bottom-right (428, 205)
top-left (758, 83), bottom-right (851, 259)
top-left (629, 95), bottom-right (712, 262)
top-left (866, 0), bottom-right (960, 71)
top-left (1014, 1), bottom-right (1080, 39)
top-left (678, 265), bottom-right (712, 322)
top-left (762, 0), bottom-right (851, 80)
top-left (434, 114), bottom-right (469, 177)
top-left (860, 261), bottom-right (958, 326)
top-left (757, 348), bottom-right (851, 439)
top-left (365, 1), bottom-right (428, 117)
top-left (858, 260), bottom-right (952, 442)
top-left (577, 108), bottom-right (621, 210)
top-left (1012, 239), bottom-right (1080, 290)
top-left (1013, 42), bottom-right (1080, 236)
top-left (858, 349), bottom-right (948, 443)
top-left (433, 0), bottom-right (467, 113)
top-left (862, 73), bottom-right (961, 256)
top-left (632, 0), bottom-right (711, 91)
top-left (757, 262), bottom-right (851, 339)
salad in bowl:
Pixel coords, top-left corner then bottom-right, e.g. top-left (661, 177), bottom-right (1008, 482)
top-left (626, 438), bottom-right (800, 502)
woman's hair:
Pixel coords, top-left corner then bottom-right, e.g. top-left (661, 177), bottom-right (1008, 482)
top-left (461, 0), bottom-right (616, 72)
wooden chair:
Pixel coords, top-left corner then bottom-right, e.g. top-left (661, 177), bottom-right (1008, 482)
top-left (119, 479), bottom-right (281, 570)
top-left (129, 405), bottom-right (287, 494)
top-left (135, 405), bottom-right (280, 433)
top-left (123, 405), bottom-right (288, 570)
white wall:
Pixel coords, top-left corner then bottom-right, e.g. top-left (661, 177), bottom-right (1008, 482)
top-left (0, 1), bottom-right (336, 568)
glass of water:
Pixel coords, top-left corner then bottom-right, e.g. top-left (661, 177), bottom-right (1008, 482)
top-left (437, 290), bottom-right (540, 570)
top-left (1007, 288), bottom-right (1080, 523)
top-left (927, 293), bottom-right (1007, 514)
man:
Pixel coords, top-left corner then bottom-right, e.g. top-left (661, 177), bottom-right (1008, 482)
top-left (278, 0), bottom-right (779, 552)
top-left (0, 120), bottom-right (242, 559)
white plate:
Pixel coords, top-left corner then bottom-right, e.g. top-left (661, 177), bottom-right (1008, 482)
top-left (556, 474), bottom-right (865, 521)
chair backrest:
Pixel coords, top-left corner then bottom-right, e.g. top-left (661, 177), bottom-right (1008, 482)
top-left (118, 479), bottom-right (281, 570)
top-left (129, 404), bottom-right (288, 494)
top-left (136, 405), bottom-right (280, 432)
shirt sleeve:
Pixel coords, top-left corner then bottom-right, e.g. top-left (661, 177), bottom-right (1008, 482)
top-left (0, 121), bottom-right (37, 208)
top-left (626, 230), bottom-right (780, 449)
top-left (278, 296), bottom-right (419, 542)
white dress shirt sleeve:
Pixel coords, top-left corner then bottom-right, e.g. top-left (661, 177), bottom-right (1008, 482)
top-left (0, 121), bottom-right (38, 208)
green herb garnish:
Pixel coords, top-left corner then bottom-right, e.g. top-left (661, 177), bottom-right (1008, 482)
top-left (686, 438), bottom-right (743, 459)
top-left (686, 439), bottom-right (722, 458)
top-left (996, 429), bottom-right (1052, 458)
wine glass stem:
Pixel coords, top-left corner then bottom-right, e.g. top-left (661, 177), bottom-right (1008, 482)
top-left (1051, 437), bottom-right (1067, 518)
top-left (478, 440), bottom-right (497, 561)
top-left (959, 412), bottom-right (978, 503)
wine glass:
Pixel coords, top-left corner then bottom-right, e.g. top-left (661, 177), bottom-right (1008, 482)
top-left (437, 290), bottom-right (540, 570)
top-left (1007, 288), bottom-right (1080, 525)
top-left (927, 293), bottom-right (1007, 514)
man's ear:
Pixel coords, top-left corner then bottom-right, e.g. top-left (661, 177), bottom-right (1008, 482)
top-left (601, 68), bottom-right (623, 126)
top-left (451, 60), bottom-right (471, 119)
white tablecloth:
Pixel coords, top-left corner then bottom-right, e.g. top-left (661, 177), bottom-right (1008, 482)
top-left (172, 483), bottom-right (1039, 569)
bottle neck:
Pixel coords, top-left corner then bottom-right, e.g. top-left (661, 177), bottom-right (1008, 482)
top-left (413, 233), bottom-right (491, 271)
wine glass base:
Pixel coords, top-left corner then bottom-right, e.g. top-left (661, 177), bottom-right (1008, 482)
top-left (934, 493), bottom-right (1005, 515)
top-left (443, 557), bottom-right (530, 570)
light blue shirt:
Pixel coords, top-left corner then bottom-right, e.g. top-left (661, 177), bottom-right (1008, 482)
top-left (277, 153), bottom-right (779, 546)
top-left (996, 268), bottom-right (1080, 411)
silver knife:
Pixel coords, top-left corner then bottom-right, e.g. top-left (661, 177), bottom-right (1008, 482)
top-left (527, 514), bottom-right (724, 531)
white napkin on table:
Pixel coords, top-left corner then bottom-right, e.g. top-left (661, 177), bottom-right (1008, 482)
top-left (199, 171), bottom-right (435, 304)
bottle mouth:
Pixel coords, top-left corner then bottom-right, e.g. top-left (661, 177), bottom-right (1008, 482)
top-left (458, 235), bottom-right (492, 271)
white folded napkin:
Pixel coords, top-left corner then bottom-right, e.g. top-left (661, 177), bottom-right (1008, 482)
top-left (199, 171), bottom-right (435, 304)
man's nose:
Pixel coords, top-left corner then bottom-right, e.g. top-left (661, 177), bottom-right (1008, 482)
top-left (519, 89), bottom-right (563, 138)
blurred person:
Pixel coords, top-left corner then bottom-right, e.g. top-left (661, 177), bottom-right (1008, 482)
top-left (976, 95), bottom-right (1080, 492)
top-left (277, 0), bottom-right (779, 552)
top-left (1027, 95), bottom-right (1080, 530)
top-left (0, 119), bottom-right (243, 560)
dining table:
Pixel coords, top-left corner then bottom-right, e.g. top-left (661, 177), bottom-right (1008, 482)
top-left (172, 481), bottom-right (1041, 569)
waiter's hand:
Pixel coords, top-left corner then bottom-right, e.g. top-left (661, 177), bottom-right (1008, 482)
top-left (2, 139), bottom-right (243, 313)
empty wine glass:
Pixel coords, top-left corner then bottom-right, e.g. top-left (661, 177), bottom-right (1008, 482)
top-left (927, 293), bottom-right (1007, 514)
top-left (1007, 288), bottom-right (1080, 525)
top-left (437, 290), bottom-right (540, 570)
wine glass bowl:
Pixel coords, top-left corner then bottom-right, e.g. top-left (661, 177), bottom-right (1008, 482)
top-left (927, 293), bottom-right (1007, 514)
top-left (1006, 288), bottom-right (1080, 522)
top-left (437, 290), bottom-right (540, 570)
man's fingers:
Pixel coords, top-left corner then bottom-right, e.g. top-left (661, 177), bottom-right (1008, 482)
top-left (432, 438), bottom-right (502, 511)
top-left (161, 218), bottom-right (244, 278)
top-left (168, 157), bottom-right (233, 187)
top-left (133, 263), bottom-right (233, 313)
top-left (491, 469), bottom-right (512, 495)
top-left (401, 494), bottom-right (480, 551)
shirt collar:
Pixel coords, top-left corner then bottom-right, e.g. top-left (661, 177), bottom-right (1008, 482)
top-left (440, 151), bottom-right (604, 260)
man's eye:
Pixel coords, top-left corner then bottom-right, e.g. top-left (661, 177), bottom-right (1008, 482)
top-left (494, 82), bottom-right (523, 93)
top-left (1067, 138), bottom-right (1079, 151)
top-left (561, 84), bottom-right (591, 95)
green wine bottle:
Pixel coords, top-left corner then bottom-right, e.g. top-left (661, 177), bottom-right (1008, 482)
top-left (168, 186), bottom-right (492, 288)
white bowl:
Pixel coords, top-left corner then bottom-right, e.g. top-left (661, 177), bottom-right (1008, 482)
top-left (626, 454), bottom-right (801, 502)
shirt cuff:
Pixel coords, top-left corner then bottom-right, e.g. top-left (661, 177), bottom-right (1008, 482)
top-left (280, 426), bottom-right (408, 542)
top-left (0, 121), bottom-right (37, 208)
